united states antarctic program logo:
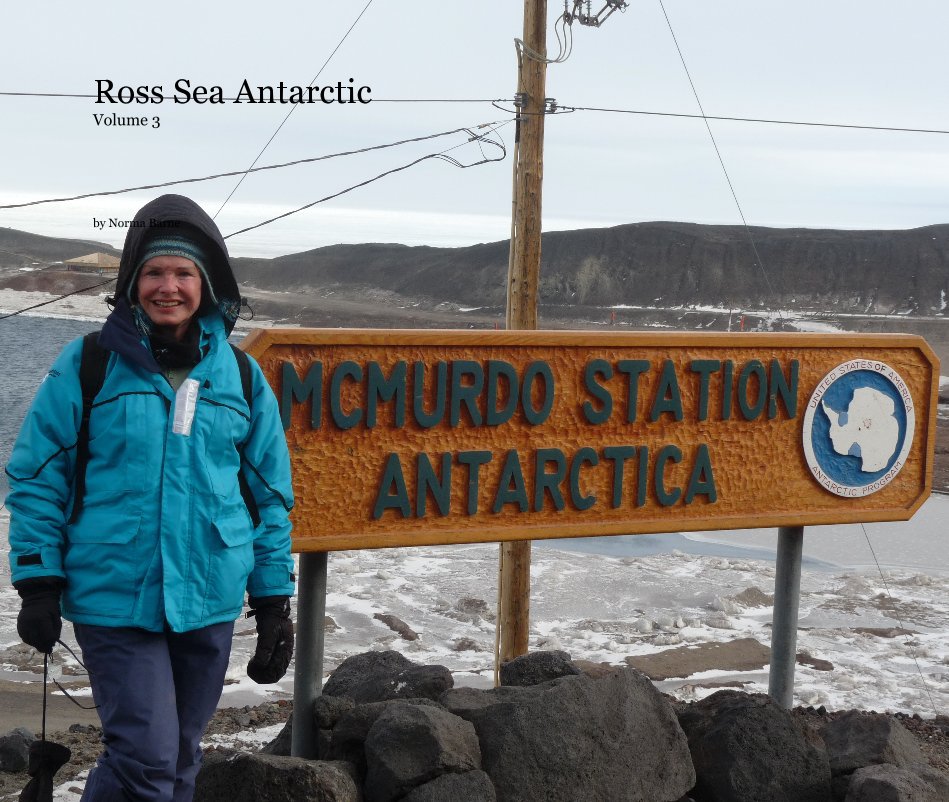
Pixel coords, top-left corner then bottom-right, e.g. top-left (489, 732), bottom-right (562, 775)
top-left (802, 360), bottom-right (915, 497)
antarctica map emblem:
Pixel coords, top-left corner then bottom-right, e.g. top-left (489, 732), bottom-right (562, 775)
top-left (802, 360), bottom-right (916, 498)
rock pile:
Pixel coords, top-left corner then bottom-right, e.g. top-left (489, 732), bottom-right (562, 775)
top-left (4, 648), bottom-right (945, 801)
top-left (193, 650), bottom-right (949, 801)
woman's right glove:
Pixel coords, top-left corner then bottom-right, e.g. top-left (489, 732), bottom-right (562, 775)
top-left (246, 595), bottom-right (294, 684)
top-left (14, 577), bottom-right (64, 654)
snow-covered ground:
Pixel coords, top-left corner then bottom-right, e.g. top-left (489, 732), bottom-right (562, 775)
top-left (4, 497), bottom-right (946, 721)
top-left (14, 494), bottom-right (948, 799)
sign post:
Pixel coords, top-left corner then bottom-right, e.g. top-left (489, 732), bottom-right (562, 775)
top-left (290, 551), bottom-right (327, 758)
top-left (769, 525), bottom-right (804, 707)
top-left (242, 328), bottom-right (938, 741)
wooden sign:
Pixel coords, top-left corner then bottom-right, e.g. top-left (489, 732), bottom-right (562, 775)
top-left (241, 329), bottom-right (939, 552)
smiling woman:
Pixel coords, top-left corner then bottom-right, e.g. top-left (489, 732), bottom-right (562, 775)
top-left (4, 194), bottom-right (296, 802)
top-left (135, 255), bottom-right (203, 340)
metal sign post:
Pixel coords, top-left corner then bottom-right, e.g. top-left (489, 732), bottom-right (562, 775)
top-left (290, 551), bottom-right (327, 758)
top-left (768, 525), bottom-right (804, 708)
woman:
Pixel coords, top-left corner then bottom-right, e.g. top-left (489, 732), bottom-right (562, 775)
top-left (5, 194), bottom-right (295, 802)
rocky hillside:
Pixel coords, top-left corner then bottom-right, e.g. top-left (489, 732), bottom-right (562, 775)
top-left (229, 221), bottom-right (949, 316)
top-left (4, 221), bottom-right (949, 317)
top-left (0, 227), bottom-right (119, 267)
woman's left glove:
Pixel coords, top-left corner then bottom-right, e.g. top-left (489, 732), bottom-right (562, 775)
top-left (246, 595), bottom-right (294, 684)
top-left (14, 577), bottom-right (64, 654)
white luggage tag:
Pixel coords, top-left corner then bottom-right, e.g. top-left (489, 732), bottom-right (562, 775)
top-left (172, 378), bottom-right (200, 436)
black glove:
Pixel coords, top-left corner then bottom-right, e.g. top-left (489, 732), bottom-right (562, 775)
top-left (15, 577), bottom-right (64, 654)
top-left (246, 595), bottom-right (294, 684)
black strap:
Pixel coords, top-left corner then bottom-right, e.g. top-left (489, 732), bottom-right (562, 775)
top-left (68, 332), bottom-right (108, 525)
top-left (230, 344), bottom-right (262, 528)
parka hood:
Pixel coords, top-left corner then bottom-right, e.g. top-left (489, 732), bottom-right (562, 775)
top-left (113, 194), bottom-right (241, 333)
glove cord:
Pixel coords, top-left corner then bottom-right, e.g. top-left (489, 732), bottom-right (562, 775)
top-left (41, 652), bottom-right (48, 743)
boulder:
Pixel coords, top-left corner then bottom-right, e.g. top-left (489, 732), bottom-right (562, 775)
top-left (822, 711), bottom-right (925, 776)
top-left (264, 694), bottom-right (360, 758)
top-left (0, 727), bottom-right (34, 773)
top-left (328, 698), bottom-right (443, 776)
top-left (322, 651), bottom-right (452, 703)
top-left (677, 690), bottom-right (832, 802)
top-left (193, 751), bottom-right (360, 802)
top-left (627, 637), bottom-right (771, 681)
top-left (363, 703), bottom-right (482, 802)
top-left (316, 695), bottom-right (358, 729)
top-left (402, 770), bottom-right (497, 801)
top-left (443, 667), bottom-right (694, 802)
top-left (844, 762), bottom-right (949, 802)
top-left (499, 650), bottom-right (581, 687)
top-left (373, 613), bottom-right (418, 641)
top-left (261, 720), bottom-right (292, 757)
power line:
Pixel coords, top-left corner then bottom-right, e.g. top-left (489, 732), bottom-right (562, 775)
top-left (657, 0), bottom-right (784, 326)
top-left (224, 122), bottom-right (509, 239)
top-left (0, 91), bottom-right (96, 98)
top-left (214, 0), bottom-right (376, 219)
top-left (559, 104), bottom-right (949, 137)
top-left (371, 98), bottom-right (507, 104)
top-left (0, 90), bottom-right (508, 104)
top-left (6, 86), bottom-right (949, 136)
top-left (0, 124), bottom-right (507, 211)
top-left (0, 276), bottom-right (116, 322)
top-left (0, 123), bottom-right (509, 322)
top-left (860, 523), bottom-right (939, 716)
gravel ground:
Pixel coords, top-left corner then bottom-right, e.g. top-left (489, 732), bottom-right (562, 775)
top-left (0, 701), bottom-right (292, 799)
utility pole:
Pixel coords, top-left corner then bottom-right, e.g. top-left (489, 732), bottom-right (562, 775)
top-left (496, 1), bottom-right (627, 674)
top-left (498, 0), bottom-right (548, 669)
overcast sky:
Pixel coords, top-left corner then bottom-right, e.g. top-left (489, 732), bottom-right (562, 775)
top-left (2, 1), bottom-right (948, 257)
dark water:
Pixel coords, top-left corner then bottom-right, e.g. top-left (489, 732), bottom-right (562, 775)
top-left (0, 316), bottom-right (101, 497)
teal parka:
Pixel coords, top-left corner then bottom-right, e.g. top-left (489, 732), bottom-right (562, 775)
top-left (5, 195), bottom-right (295, 632)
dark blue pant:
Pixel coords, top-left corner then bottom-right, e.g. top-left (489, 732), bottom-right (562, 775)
top-left (74, 621), bottom-right (233, 802)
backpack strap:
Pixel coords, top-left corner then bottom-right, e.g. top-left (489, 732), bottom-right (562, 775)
top-left (229, 344), bottom-right (262, 528)
top-left (68, 332), bottom-right (108, 525)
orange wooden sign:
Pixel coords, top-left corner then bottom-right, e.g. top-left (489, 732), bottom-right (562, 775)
top-left (241, 329), bottom-right (939, 552)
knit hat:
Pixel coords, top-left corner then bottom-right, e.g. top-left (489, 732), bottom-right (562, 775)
top-left (127, 233), bottom-right (219, 306)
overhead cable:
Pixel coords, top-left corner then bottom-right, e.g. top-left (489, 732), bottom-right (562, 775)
top-left (0, 90), bottom-right (506, 104)
top-left (559, 104), bottom-right (949, 136)
top-left (515, 8), bottom-right (574, 65)
top-left (214, 0), bottom-right (377, 218)
top-left (4, 88), bottom-right (949, 136)
top-left (657, 0), bottom-right (784, 325)
top-left (0, 123), bottom-right (509, 321)
top-left (0, 123), bottom-right (507, 211)
top-left (224, 122), bottom-right (509, 239)
top-left (0, 277), bottom-right (116, 322)
top-left (859, 523), bottom-right (939, 717)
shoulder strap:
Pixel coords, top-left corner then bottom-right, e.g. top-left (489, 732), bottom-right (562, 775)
top-left (229, 343), bottom-right (253, 409)
top-left (230, 344), bottom-right (262, 528)
top-left (68, 332), bottom-right (108, 525)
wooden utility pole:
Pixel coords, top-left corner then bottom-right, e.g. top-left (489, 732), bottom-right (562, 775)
top-left (499, 0), bottom-right (548, 667)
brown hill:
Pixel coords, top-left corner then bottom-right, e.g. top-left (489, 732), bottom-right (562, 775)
top-left (3, 220), bottom-right (948, 317)
top-left (0, 227), bottom-right (119, 267)
top-left (229, 221), bottom-right (949, 316)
